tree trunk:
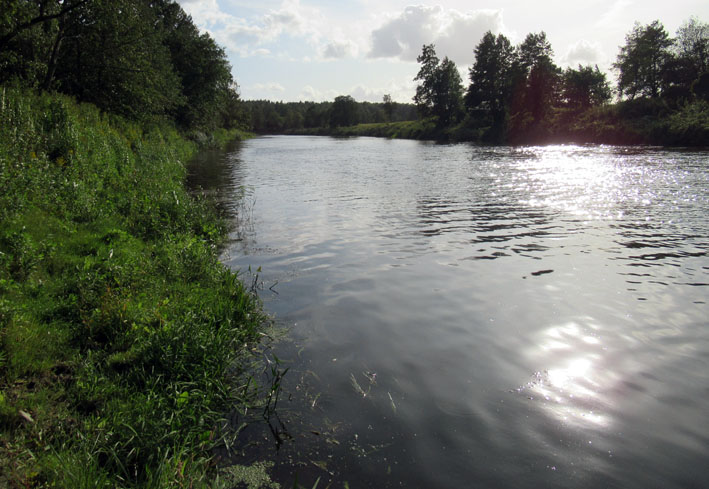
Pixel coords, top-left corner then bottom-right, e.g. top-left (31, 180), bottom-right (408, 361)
top-left (42, 20), bottom-right (66, 91)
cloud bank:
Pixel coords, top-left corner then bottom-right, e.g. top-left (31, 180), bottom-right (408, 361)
top-left (369, 6), bottom-right (507, 65)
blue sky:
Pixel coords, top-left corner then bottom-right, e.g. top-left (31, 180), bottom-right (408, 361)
top-left (176, 0), bottom-right (709, 103)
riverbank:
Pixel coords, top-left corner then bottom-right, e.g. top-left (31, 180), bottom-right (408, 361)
top-left (285, 99), bottom-right (709, 147)
top-left (0, 87), bottom-right (266, 488)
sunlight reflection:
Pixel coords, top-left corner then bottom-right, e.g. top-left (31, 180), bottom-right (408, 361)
top-left (516, 146), bottom-right (646, 222)
top-left (520, 320), bottom-right (613, 429)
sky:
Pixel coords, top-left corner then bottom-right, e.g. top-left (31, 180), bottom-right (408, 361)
top-left (176, 0), bottom-right (709, 103)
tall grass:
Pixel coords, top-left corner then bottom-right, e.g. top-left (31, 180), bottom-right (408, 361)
top-left (0, 87), bottom-right (266, 487)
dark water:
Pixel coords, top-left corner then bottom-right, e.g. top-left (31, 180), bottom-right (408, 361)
top-left (188, 136), bottom-right (709, 488)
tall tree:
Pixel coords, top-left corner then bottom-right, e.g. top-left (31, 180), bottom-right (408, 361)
top-left (413, 44), bottom-right (464, 125)
top-left (52, 0), bottom-right (182, 120)
top-left (511, 32), bottom-right (560, 124)
top-left (674, 16), bottom-right (709, 76)
top-left (0, 0), bottom-right (90, 52)
top-left (433, 57), bottom-right (464, 125)
top-left (0, 0), bottom-right (89, 86)
top-left (155, 0), bottom-right (234, 129)
top-left (516, 31), bottom-right (554, 73)
top-left (466, 31), bottom-right (515, 127)
top-left (413, 44), bottom-right (440, 117)
top-left (614, 20), bottom-right (673, 99)
top-left (383, 93), bottom-right (394, 121)
top-left (329, 95), bottom-right (359, 127)
top-left (663, 17), bottom-right (709, 100)
top-left (1, 0), bottom-right (244, 129)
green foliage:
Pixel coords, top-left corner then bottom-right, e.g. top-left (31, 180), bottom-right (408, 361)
top-left (0, 0), bottom-right (246, 131)
top-left (0, 87), bottom-right (264, 487)
top-left (57, 0), bottom-right (183, 120)
top-left (562, 65), bottom-right (612, 110)
top-left (674, 17), bottom-right (709, 75)
top-left (693, 72), bottom-right (709, 101)
top-left (157, 1), bottom-right (236, 129)
top-left (664, 17), bottom-right (709, 102)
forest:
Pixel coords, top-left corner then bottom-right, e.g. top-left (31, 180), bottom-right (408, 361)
top-left (243, 97), bottom-right (418, 134)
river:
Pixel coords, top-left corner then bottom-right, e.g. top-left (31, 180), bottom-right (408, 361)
top-left (188, 136), bottom-right (708, 489)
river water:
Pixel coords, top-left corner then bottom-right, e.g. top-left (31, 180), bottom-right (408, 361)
top-left (188, 136), bottom-right (709, 488)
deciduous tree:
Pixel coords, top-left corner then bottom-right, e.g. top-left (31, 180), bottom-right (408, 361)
top-left (433, 57), bottom-right (464, 125)
top-left (510, 32), bottom-right (560, 125)
top-left (562, 65), bottom-right (612, 110)
top-left (614, 20), bottom-right (673, 99)
top-left (330, 95), bottom-right (359, 127)
top-left (413, 44), bottom-right (464, 125)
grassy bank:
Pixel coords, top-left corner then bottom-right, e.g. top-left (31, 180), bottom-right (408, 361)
top-left (285, 120), bottom-right (439, 140)
top-left (550, 99), bottom-right (709, 146)
top-left (285, 99), bottom-right (709, 146)
top-left (0, 87), bottom-right (266, 488)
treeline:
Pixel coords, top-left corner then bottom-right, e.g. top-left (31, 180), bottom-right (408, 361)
top-left (1, 0), bottom-right (246, 132)
top-left (244, 96), bottom-right (418, 133)
top-left (412, 17), bottom-right (708, 143)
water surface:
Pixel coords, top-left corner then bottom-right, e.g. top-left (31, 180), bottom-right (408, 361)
top-left (189, 136), bottom-right (709, 488)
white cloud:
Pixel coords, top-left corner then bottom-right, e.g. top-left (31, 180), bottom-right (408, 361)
top-left (322, 40), bottom-right (359, 59)
top-left (368, 5), bottom-right (507, 65)
top-left (349, 83), bottom-right (410, 103)
top-left (251, 82), bottom-right (286, 92)
top-left (298, 85), bottom-right (338, 102)
top-left (179, 0), bottom-right (328, 57)
top-left (562, 40), bottom-right (606, 66)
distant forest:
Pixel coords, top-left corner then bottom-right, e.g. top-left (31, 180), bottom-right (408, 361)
top-left (243, 98), bottom-right (418, 133)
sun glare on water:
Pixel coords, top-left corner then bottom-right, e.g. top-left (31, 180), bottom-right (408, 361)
top-left (520, 320), bottom-right (613, 429)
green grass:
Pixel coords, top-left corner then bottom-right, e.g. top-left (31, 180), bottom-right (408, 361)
top-left (0, 87), bottom-right (269, 488)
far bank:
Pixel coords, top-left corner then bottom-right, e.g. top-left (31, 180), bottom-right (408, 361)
top-left (282, 99), bottom-right (709, 147)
